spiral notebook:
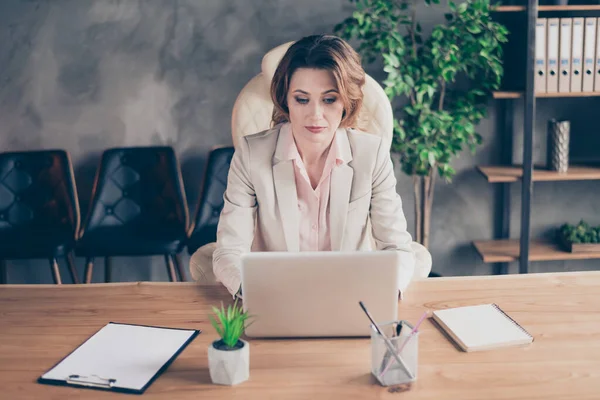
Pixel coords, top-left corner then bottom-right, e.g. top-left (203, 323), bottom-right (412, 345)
top-left (432, 304), bottom-right (533, 352)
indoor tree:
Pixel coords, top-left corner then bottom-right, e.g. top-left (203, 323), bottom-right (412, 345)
top-left (335, 0), bottom-right (508, 248)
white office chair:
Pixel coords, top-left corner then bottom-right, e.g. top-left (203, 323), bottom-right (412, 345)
top-left (190, 41), bottom-right (432, 284)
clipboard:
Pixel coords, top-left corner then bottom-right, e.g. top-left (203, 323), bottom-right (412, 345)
top-left (38, 322), bottom-right (200, 395)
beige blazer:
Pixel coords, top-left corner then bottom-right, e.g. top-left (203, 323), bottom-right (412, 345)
top-left (213, 123), bottom-right (415, 295)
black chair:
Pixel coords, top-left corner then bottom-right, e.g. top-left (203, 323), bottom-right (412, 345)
top-left (76, 146), bottom-right (189, 283)
top-left (187, 146), bottom-right (234, 255)
top-left (0, 150), bottom-right (80, 284)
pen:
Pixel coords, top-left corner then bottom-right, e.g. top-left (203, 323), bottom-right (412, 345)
top-left (379, 310), bottom-right (428, 377)
top-left (396, 322), bottom-right (403, 337)
top-left (358, 301), bottom-right (414, 380)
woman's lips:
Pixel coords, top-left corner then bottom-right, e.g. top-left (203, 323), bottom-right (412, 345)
top-left (305, 126), bottom-right (326, 133)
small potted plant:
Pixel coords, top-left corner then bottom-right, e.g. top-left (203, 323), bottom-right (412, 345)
top-left (557, 220), bottom-right (600, 252)
top-left (208, 299), bottom-right (251, 386)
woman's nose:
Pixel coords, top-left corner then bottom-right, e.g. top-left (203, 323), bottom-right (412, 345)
top-left (309, 102), bottom-right (323, 118)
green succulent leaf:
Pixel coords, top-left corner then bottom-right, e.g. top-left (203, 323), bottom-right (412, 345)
top-left (209, 298), bottom-right (253, 349)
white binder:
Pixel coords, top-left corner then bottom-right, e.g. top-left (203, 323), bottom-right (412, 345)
top-left (595, 17), bottom-right (600, 92)
top-left (559, 18), bottom-right (572, 93)
top-left (38, 323), bottom-right (200, 394)
top-left (547, 18), bottom-right (560, 93)
top-left (583, 18), bottom-right (597, 92)
top-left (570, 17), bottom-right (584, 92)
top-left (535, 18), bottom-right (547, 93)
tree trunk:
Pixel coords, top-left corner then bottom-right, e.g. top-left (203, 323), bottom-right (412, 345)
top-left (413, 170), bottom-right (436, 248)
top-left (413, 176), bottom-right (422, 245)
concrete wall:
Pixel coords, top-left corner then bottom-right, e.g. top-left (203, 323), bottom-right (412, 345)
top-left (1, 0), bottom-right (598, 284)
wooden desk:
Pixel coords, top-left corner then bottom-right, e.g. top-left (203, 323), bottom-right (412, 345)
top-left (1, 271), bottom-right (600, 399)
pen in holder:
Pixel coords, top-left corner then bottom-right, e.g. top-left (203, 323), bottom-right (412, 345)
top-left (371, 320), bottom-right (419, 387)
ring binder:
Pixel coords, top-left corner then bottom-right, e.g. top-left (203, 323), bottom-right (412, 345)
top-left (66, 374), bottom-right (116, 388)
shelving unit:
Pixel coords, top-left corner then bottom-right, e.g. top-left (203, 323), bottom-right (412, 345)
top-left (477, 3), bottom-right (600, 274)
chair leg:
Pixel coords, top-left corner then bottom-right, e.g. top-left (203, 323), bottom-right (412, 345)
top-left (66, 252), bottom-right (80, 284)
top-left (173, 254), bottom-right (187, 282)
top-left (50, 258), bottom-right (62, 285)
top-left (0, 260), bottom-right (6, 284)
top-left (84, 257), bottom-right (95, 283)
top-left (105, 257), bottom-right (112, 283)
top-left (165, 254), bottom-right (177, 282)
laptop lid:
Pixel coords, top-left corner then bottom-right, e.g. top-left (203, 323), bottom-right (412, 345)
top-left (240, 251), bottom-right (400, 338)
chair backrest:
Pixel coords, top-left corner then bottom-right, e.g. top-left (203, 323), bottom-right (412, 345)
top-left (231, 41), bottom-right (394, 150)
top-left (81, 146), bottom-right (188, 235)
top-left (187, 146), bottom-right (235, 254)
top-left (0, 150), bottom-right (79, 234)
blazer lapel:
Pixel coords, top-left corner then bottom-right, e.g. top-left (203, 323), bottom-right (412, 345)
top-left (329, 129), bottom-right (354, 251)
top-left (273, 161), bottom-right (300, 252)
top-left (273, 124), bottom-right (300, 252)
top-left (330, 164), bottom-right (353, 251)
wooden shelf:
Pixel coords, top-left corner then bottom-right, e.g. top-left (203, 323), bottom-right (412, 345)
top-left (493, 5), bottom-right (600, 12)
top-left (540, 5), bottom-right (600, 11)
top-left (493, 91), bottom-right (523, 99)
top-left (494, 5), bottom-right (526, 12)
top-left (538, 91), bottom-right (600, 97)
top-left (477, 165), bottom-right (600, 183)
top-left (473, 239), bottom-right (600, 263)
top-left (493, 91), bottom-right (600, 99)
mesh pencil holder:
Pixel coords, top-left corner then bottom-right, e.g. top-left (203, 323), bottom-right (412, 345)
top-left (370, 320), bottom-right (419, 387)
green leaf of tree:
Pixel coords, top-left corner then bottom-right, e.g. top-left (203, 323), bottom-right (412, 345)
top-left (334, 0), bottom-right (506, 184)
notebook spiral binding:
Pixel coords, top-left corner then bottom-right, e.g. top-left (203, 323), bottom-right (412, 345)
top-left (492, 304), bottom-right (534, 341)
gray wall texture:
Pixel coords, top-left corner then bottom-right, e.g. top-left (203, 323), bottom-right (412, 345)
top-left (1, 0), bottom-right (599, 284)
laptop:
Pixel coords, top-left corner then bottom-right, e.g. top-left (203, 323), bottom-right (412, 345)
top-left (240, 251), bottom-right (401, 338)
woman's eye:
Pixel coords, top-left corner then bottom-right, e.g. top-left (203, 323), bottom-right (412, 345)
top-left (323, 97), bottom-right (337, 104)
top-left (295, 97), bottom-right (308, 104)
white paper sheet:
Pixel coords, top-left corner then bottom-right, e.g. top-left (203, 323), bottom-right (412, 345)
top-left (41, 323), bottom-right (197, 391)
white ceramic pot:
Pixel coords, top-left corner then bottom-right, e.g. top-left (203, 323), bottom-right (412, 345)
top-left (207, 339), bottom-right (249, 385)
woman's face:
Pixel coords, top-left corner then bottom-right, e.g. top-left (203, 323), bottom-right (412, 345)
top-left (286, 68), bottom-right (345, 147)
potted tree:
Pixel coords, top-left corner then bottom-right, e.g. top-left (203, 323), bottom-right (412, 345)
top-left (208, 299), bottom-right (251, 385)
top-left (335, 0), bottom-right (508, 248)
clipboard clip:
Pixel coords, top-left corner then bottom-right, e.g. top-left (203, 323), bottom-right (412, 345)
top-left (67, 374), bottom-right (117, 388)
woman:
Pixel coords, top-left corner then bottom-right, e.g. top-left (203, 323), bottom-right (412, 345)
top-left (213, 34), bottom-right (415, 296)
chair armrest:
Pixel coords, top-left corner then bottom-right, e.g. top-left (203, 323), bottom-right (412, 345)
top-left (189, 243), bottom-right (219, 284)
top-left (411, 241), bottom-right (432, 279)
